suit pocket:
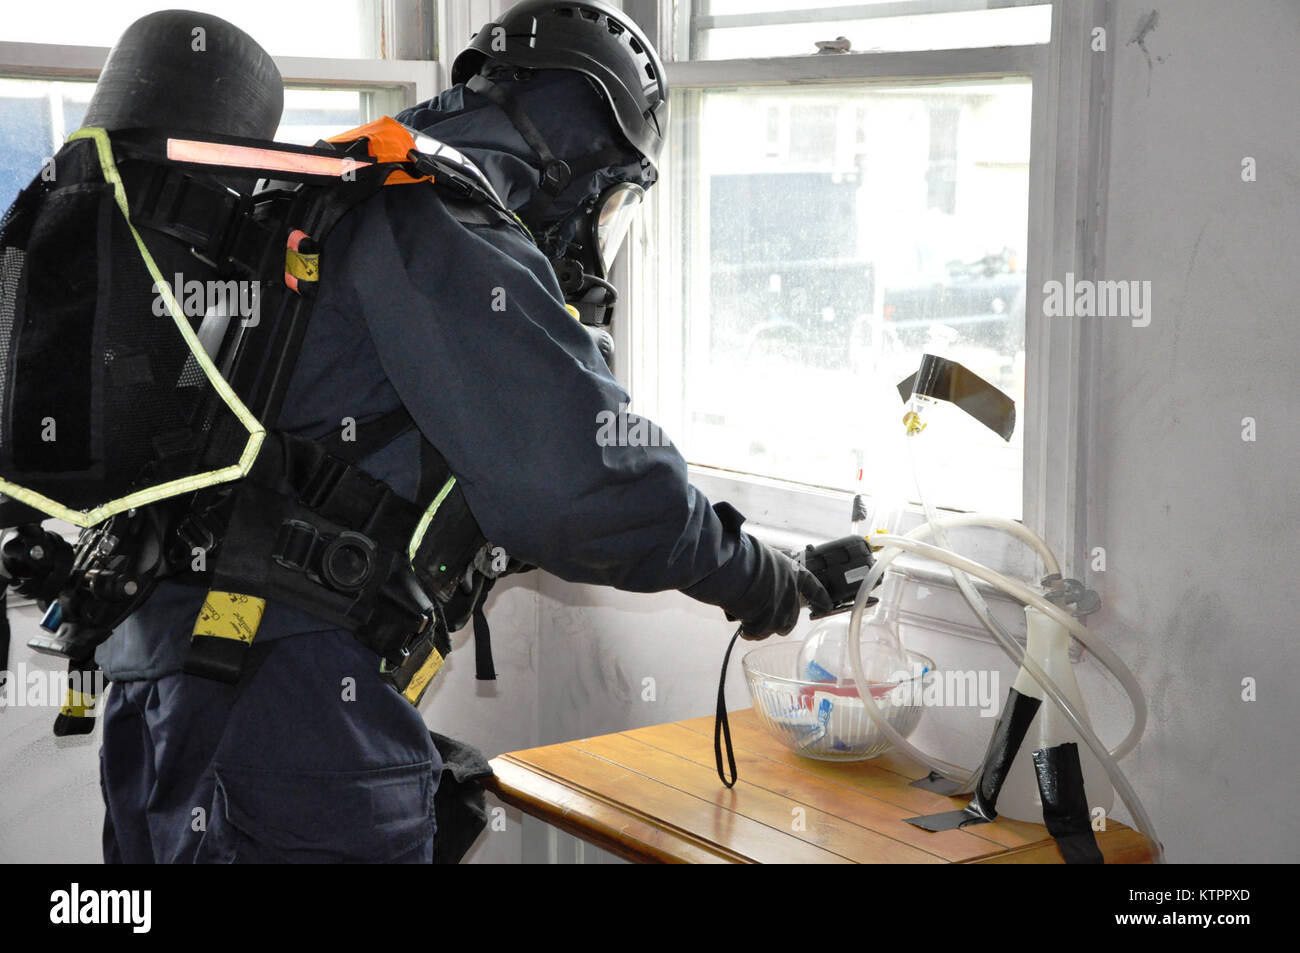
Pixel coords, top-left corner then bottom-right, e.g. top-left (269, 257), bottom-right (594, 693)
top-left (197, 761), bottom-right (436, 863)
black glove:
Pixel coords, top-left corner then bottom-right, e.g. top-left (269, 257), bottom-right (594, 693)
top-left (724, 536), bottom-right (833, 640)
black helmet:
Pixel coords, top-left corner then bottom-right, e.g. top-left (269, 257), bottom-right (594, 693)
top-left (84, 9), bottom-right (283, 140)
top-left (452, 0), bottom-right (668, 172)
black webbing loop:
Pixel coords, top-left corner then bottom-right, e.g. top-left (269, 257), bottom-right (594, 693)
top-left (714, 626), bottom-right (744, 788)
top-left (472, 602), bottom-right (496, 681)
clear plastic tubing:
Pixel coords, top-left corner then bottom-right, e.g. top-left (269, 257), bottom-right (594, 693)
top-left (840, 475), bottom-right (1162, 856)
top-left (851, 425), bottom-right (1162, 861)
top-left (841, 511), bottom-right (1063, 785)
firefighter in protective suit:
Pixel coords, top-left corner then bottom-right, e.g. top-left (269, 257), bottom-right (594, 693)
top-left (82, 3), bottom-right (832, 863)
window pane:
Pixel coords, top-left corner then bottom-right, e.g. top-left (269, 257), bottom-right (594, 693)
top-left (0, 80), bottom-right (90, 210)
top-left (3, 1), bottom-right (377, 59)
top-left (669, 81), bottom-right (1031, 516)
top-left (692, 1), bottom-right (1050, 59)
top-left (276, 89), bottom-right (367, 144)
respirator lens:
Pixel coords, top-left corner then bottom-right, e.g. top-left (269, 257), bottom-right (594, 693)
top-left (593, 182), bottom-right (644, 274)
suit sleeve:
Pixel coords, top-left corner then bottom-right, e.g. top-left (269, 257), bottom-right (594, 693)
top-left (327, 185), bottom-right (761, 611)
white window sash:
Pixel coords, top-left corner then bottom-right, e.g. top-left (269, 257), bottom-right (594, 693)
top-left (0, 42), bottom-right (438, 117)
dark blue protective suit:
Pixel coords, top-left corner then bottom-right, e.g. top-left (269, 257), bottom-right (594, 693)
top-left (94, 73), bottom-right (763, 862)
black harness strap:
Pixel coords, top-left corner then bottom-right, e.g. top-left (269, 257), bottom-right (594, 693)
top-left (322, 406), bottom-right (417, 465)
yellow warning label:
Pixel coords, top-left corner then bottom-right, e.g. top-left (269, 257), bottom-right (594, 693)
top-left (286, 248), bottom-right (320, 282)
top-left (193, 591), bottom-right (266, 644)
top-left (401, 649), bottom-right (445, 705)
top-left (60, 690), bottom-right (95, 719)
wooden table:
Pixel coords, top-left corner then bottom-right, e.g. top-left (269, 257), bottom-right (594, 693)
top-left (484, 709), bottom-right (1153, 864)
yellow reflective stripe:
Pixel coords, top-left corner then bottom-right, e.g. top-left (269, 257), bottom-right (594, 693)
top-left (0, 126), bottom-right (270, 527)
top-left (0, 460), bottom-right (256, 528)
top-left (401, 648), bottom-right (445, 705)
top-left (285, 248), bottom-right (319, 282)
top-left (192, 591), bottom-right (266, 644)
top-left (60, 689), bottom-right (96, 719)
top-left (564, 304), bottom-right (580, 320)
top-left (408, 476), bottom-right (458, 562)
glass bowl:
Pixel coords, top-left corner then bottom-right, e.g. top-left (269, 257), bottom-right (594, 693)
top-left (742, 640), bottom-right (936, 761)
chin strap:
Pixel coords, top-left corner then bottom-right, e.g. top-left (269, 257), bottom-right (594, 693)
top-left (465, 72), bottom-right (626, 231)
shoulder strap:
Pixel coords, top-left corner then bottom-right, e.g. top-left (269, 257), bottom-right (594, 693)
top-left (318, 407), bottom-right (417, 465)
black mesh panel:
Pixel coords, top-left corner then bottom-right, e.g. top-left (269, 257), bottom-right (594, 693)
top-left (0, 136), bottom-right (253, 516)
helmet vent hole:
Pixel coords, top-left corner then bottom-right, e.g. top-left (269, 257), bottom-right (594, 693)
top-left (556, 6), bottom-right (575, 16)
top-left (608, 21), bottom-right (624, 36)
top-left (644, 62), bottom-right (656, 80)
top-left (628, 36), bottom-right (643, 53)
top-left (581, 9), bottom-right (600, 20)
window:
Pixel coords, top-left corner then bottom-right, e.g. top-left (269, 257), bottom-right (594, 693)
top-left (625, 0), bottom-right (1104, 570)
top-left (628, 1), bottom-right (1052, 526)
top-left (662, 80), bottom-right (1030, 516)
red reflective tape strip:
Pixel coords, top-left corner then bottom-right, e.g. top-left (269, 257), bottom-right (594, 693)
top-left (287, 228), bottom-right (309, 251)
top-left (167, 139), bottom-right (357, 177)
top-left (284, 272), bottom-right (300, 293)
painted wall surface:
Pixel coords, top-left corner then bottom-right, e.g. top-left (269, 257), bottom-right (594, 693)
top-left (1080, 0), bottom-right (1299, 863)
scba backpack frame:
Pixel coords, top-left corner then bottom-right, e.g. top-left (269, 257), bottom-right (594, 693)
top-left (0, 118), bottom-right (523, 731)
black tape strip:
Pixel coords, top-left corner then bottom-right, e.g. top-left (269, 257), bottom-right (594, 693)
top-left (1033, 743), bottom-right (1105, 864)
top-left (906, 809), bottom-right (981, 833)
top-left (967, 687), bottom-right (1041, 820)
top-left (897, 354), bottom-right (1017, 441)
top-left (472, 603), bottom-right (496, 681)
top-left (910, 771), bottom-right (968, 796)
top-left (906, 687), bottom-right (1041, 831)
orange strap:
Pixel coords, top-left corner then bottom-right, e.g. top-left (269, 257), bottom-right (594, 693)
top-left (325, 116), bottom-right (431, 187)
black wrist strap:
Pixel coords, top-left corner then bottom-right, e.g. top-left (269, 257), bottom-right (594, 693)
top-left (714, 626), bottom-right (744, 788)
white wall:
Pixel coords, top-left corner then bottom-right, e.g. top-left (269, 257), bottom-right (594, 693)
top-left (1081, 0), bottom-right (1300, 863)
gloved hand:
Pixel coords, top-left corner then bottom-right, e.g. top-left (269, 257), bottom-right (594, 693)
top-left (724, 536), bottom-right (833, 640)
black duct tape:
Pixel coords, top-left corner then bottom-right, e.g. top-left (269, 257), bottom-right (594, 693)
top-left (897, 354), bottom-right (1016, 441)
top-left (910, 771), bottom-right (968, 796)
top-left (1033, 742), bottom-right (1105, 864)
top-left (906, 687), bottom-right (1041, 831)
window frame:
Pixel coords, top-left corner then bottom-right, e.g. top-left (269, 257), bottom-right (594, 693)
top-left (0, 43), bottom-right (438, 121)
top-left (620, 0), bottom-right (1112, 582)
